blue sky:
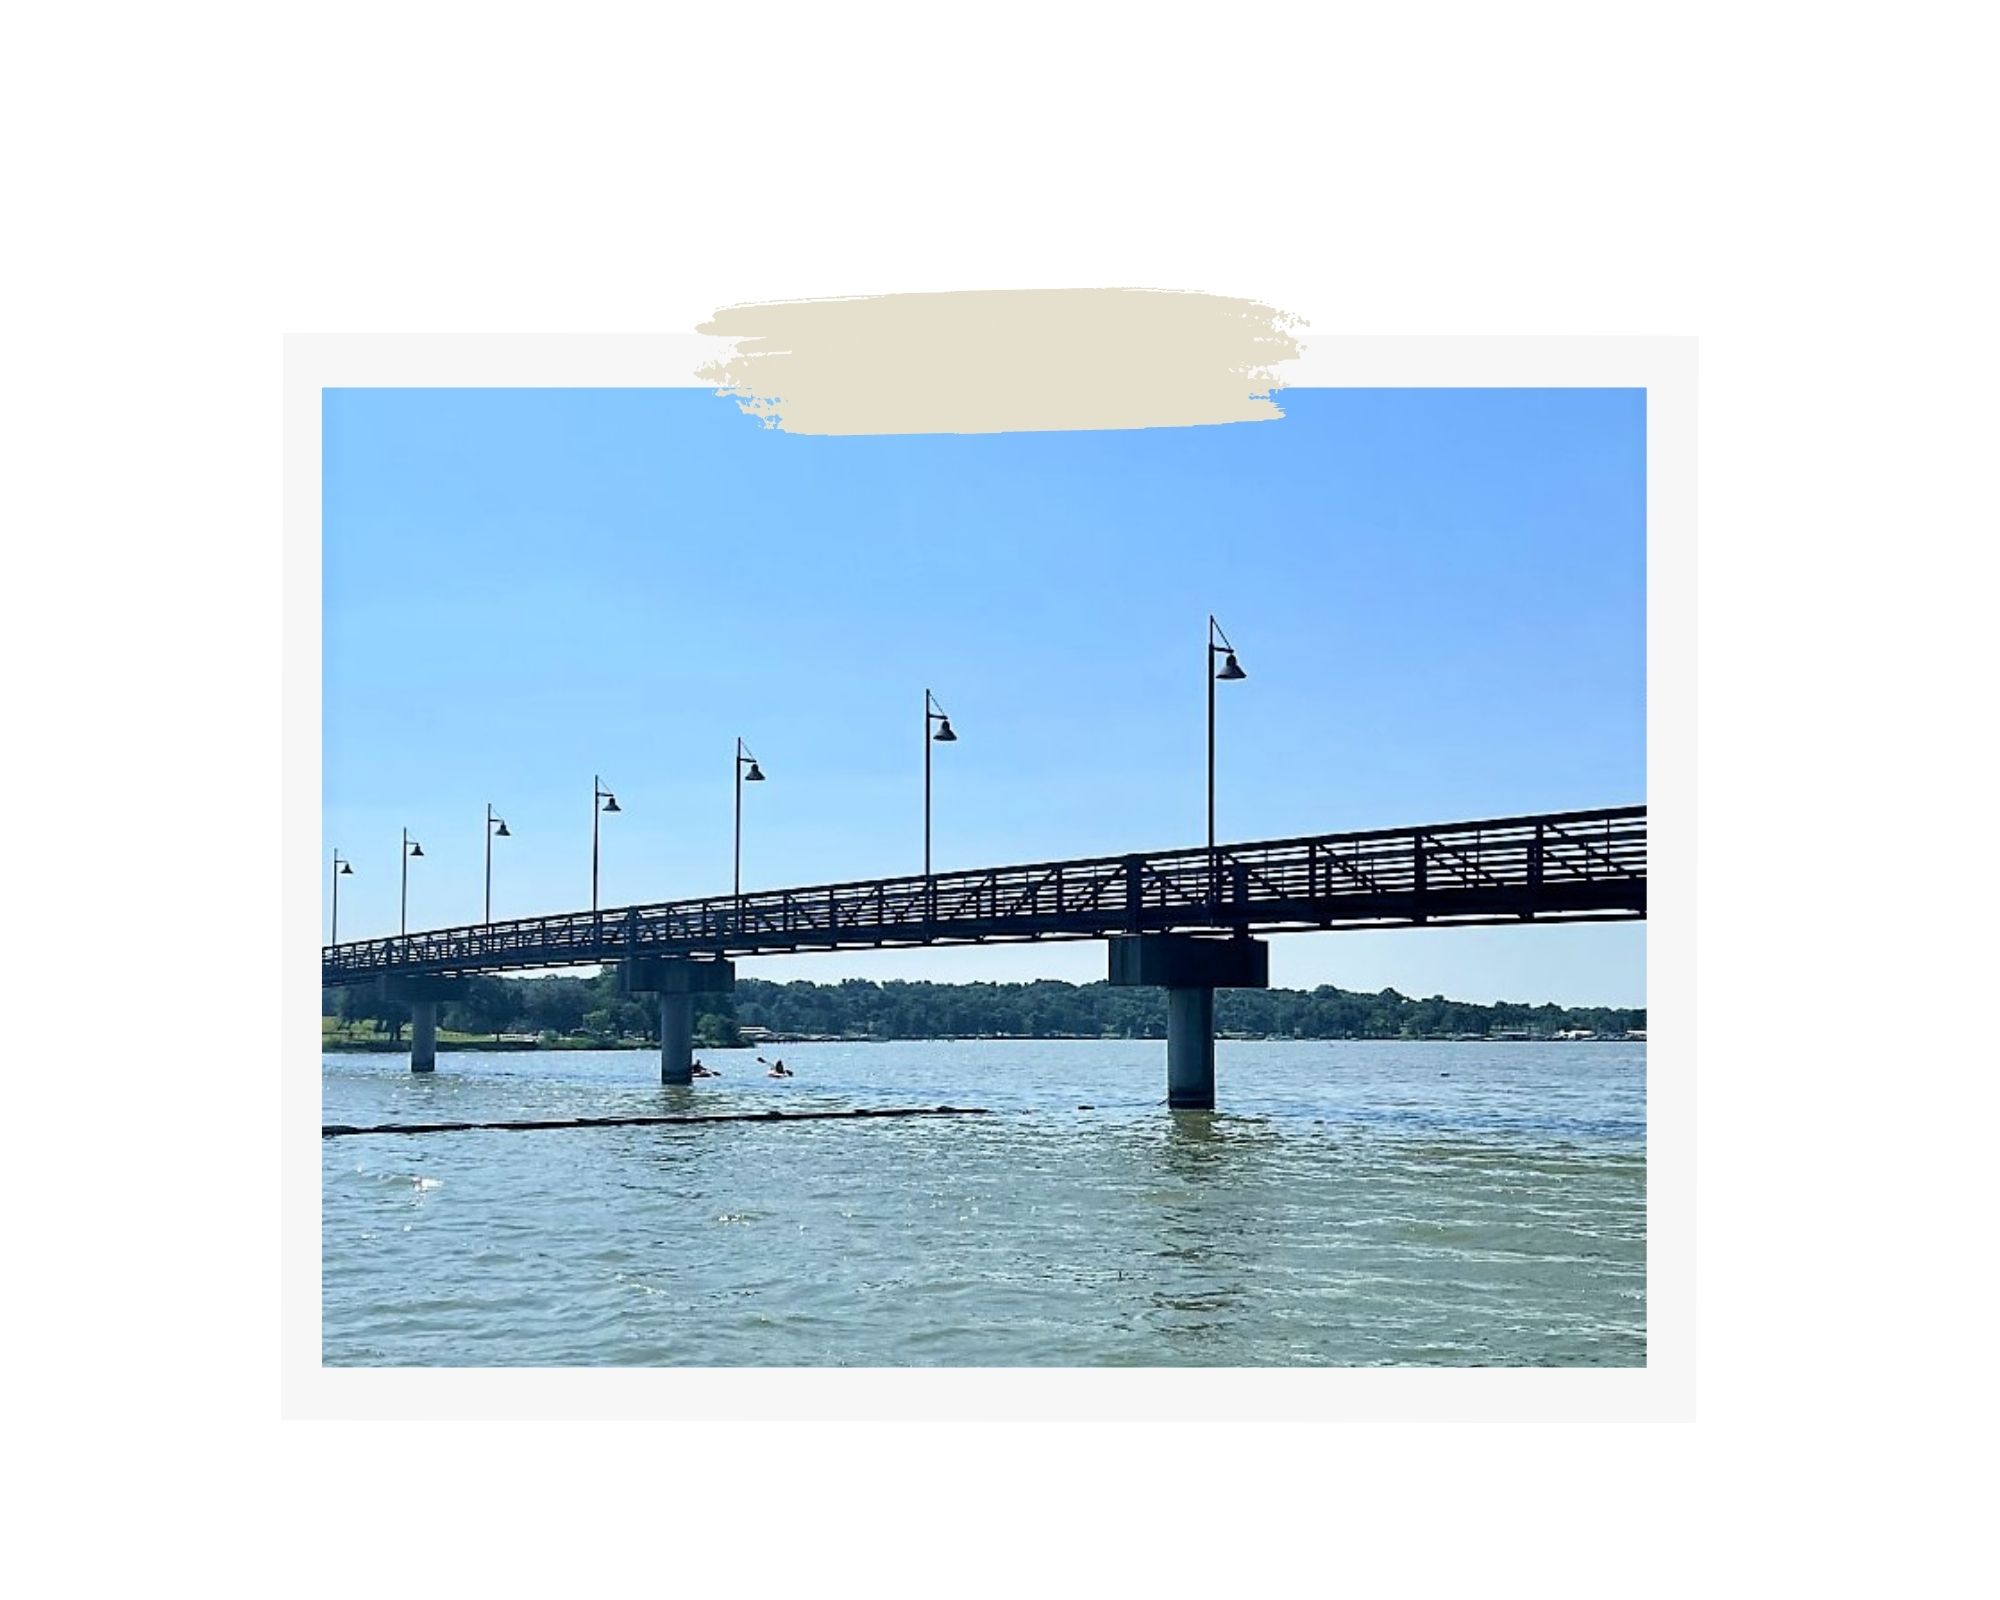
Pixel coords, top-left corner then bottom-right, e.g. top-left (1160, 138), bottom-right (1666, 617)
top-left (324, 387), bottom-right (1644, 1006)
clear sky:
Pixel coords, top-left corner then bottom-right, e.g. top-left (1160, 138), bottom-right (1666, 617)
top-left (324, 387), bottom-right (1644, 1006)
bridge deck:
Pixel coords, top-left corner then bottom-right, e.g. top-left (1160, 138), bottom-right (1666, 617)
top-left (321, 804), bottom-right (1646, 985)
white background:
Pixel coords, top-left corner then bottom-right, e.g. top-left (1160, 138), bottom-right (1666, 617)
top-left (6, 3), bottom-right (1991, 1595)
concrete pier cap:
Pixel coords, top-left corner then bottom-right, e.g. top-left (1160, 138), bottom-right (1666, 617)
top-left (1107, 932), bottom-right (1269, 991)
top-left (616, 957), bottom-right (737, 997)
top-left (1107, 934), bottom-right (1268, 1112)
top-left (617, 958), bottom-right (735, 1085)
top-left (378, 974), bottom-right (469, 1004)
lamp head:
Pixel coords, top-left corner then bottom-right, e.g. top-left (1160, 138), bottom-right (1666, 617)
top-left (408, 842), bottom-right (424, 858)
top-left (745, 761), bottom-right (766, 782)
top-left (494, 820), bottom-right (510, 837)
top-left (601, 794), bottom-right (620, 814)
top-left (933, 717), bottom-right (957, 742)
top-left (338, 861), bottom-right (353, 876)
top-left (1216, 651), bottom-right (1247, 681)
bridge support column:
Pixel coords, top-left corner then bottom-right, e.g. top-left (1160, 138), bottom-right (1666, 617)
top-left (381, 976), bottom-right (466, 1074)
top-left (657, 993), bottom-right (694, 1085)
top-left (618, 957), bottom-right (735, 1086)
top-left (1165, 986), bottom-right (1215, 1109)
top-left (410, 1001), bottom-right (438, 1074)
top-left (1108, 934), bottom-right (1269, 1112)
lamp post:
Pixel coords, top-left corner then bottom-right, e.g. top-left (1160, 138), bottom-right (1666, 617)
top-left (734, 738), bottom-right (766, 901)
top-left (925, 689), bottom-right (957, 879)
top-left (1207, 615), bottom-right (1247, 912)
top-left (484, 804), bottom-right (510, 925)
top-left (400, 828), bottom-right (424, 939)
top-left (592, 775), bottom-right (620, 914)
top-left (329, 849), bottom-right (353, 947)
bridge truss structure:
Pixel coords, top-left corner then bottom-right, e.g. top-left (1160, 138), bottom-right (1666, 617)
top-left (322, 804), bottom-right (1646, 987)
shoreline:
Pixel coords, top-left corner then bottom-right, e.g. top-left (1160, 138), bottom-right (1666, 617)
top-left (323, 1033), bottom-right (1645, 1054)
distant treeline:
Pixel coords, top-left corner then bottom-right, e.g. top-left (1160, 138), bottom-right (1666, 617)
top-left (324, 972), bottom-right (1644, 1045)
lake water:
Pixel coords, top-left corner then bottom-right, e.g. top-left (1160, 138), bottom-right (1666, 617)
top-left (321, 1039), bottom-right (1645, 1367)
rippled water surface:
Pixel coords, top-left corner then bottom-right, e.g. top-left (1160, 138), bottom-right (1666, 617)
top-left (322, 1040), bottom-right (1644, 1367)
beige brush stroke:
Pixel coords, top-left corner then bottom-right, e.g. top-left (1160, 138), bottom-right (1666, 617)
top-left (696, 288), bottom-right (1304, 436)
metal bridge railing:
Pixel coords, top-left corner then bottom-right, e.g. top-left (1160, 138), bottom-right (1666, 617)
top-left (322, 804), bottom-right (1646, 981)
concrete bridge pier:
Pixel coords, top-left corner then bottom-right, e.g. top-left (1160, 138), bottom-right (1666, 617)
top-left (1108, 933), bottom-right (1269, 1111)
top-left (619, 957), bottom-right (736, 1085)
top-left (381, 976), bottom-right (466, 1074)
top-left (410, 1000), bottom-right (438, 1073)
top-left (657, 993), bottom-right (693, 1085)
top-left (1164, 986), bottom-right (1214, 1108)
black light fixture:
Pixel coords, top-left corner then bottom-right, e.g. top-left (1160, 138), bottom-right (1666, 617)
top-left (736, 739), bottom-right (768, 900)
top-left (925, 690), bottom-right (957, 879)
top-left (400, 828), bottom-right (424, 940)
top-left (330, 849), bottom-right (354, 949)
top-left (485, 804), bottom-right (510, 926)
top-left (593, 776), bottom-right (619, 913)
top-left (1206, 616), bottom-right (1248, 913)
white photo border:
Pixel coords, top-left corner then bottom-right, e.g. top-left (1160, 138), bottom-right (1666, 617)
top-left (286, 333), bottom-right (1693, 1421)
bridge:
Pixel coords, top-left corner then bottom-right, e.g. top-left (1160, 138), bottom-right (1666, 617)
top-left (324, 802), bottom-right (1646, 1109)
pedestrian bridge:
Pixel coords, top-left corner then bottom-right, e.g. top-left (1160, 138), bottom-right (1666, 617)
top-left (323, 803), bottom-right (1645, 983)
top-left (323, 802), bottom-right (1646, 1108)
